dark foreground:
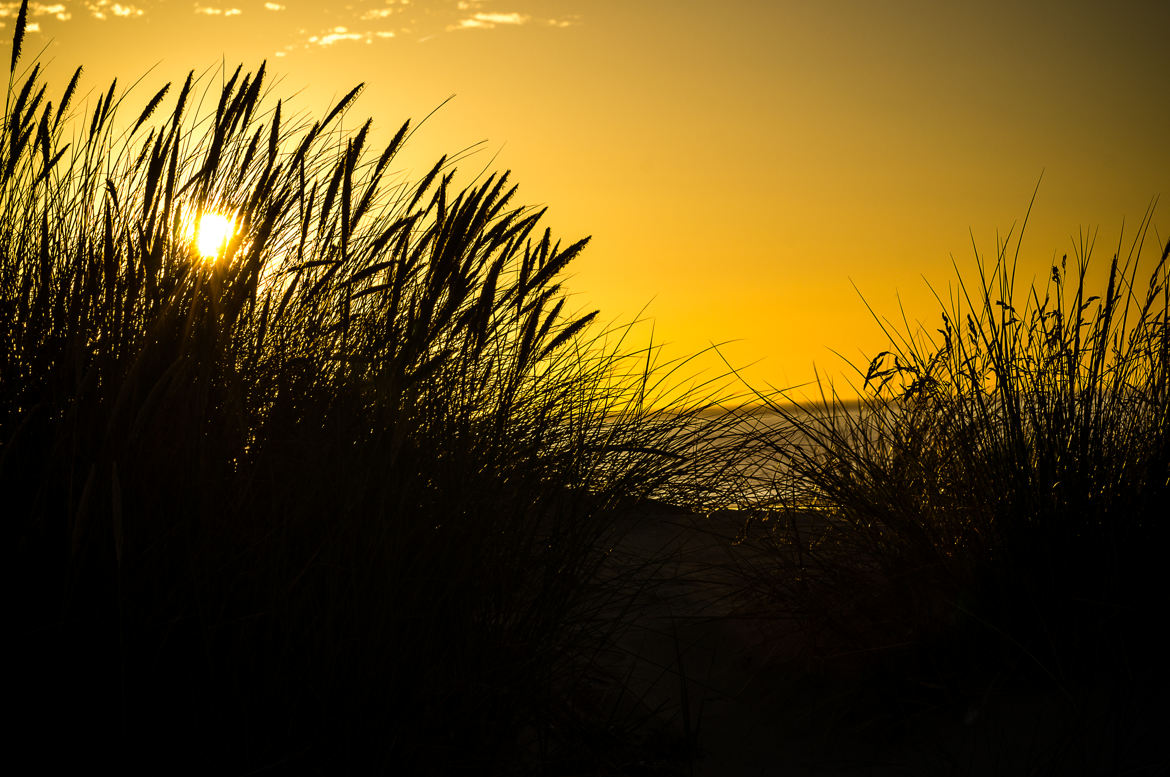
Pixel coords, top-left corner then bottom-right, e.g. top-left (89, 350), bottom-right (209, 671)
top-left (595, 504), bottom-right (1167, 777)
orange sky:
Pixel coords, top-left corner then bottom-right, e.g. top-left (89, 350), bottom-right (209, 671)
top-left (9, 0), bottom-right (1169, 400)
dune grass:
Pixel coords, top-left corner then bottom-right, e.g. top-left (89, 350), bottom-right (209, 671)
top-left (7, 2), bottom-right (1167, 771)
top-left (739, 193), bottom-right (1168, 771)
top-left (1, 8), bottom-right (749, 773)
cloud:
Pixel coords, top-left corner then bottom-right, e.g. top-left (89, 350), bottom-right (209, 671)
top-left (195, 6), bottom-right (242, 16)
top-left (264, 2), bottom-right (284, 10)
top-left (311, 26), bottom-right (362, 45)
top-left (475, 12), bottom-right (527, 25)
top-left (0, 2), bottom-right (74, 23)
top-left (34, 3), bottom-right (71, 21)
top-left (306, 25), bottom-right (394, 47)
top-left (362, 0), bottom-right (410, 18)
top-left (449, 11), bottom-right (530, 31)
top-left (78, 0), bottom-right (144, 20)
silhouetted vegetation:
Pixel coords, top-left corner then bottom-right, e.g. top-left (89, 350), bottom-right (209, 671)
top-left (739, 194), bottom-right (1168, 772)
top-left (2, 9), bottom-right (745, 773)
top-left (6, 2), bottom-right (1167, 772)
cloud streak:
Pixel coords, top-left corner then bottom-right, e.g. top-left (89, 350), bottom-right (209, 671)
top-left (3, 1), bottom-right (578, 50)
top-left (84, 0), bottom-right (145, 21)
top-left (280, 25), bottom-right (394, 54)
top-left (194, 6), bottom-right (242, 17)
top-left (362, 0), bottom-right (409, 20)
top-left (0, 1), bottom-right (75, 24)
top-left (449, 11), bottom-right (529, 30)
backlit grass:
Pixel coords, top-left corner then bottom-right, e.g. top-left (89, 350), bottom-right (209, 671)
top-left (739, 190), bottom-right (1167, 772)
top-left (1, 6), bottom-right (746, 772)
top-left (5, 1), bottom-right (1166, 771)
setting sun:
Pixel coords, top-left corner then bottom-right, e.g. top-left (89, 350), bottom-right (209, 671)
top-left (185, 211), bottom-right (237, 260)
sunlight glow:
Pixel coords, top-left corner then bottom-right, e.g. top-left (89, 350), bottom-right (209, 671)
top-left (183, 210), bottom-right (238, 260)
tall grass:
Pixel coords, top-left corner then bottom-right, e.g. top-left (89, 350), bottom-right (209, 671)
top-left (741, 194), bottom-right (1167, 769)
top-left (2, 7), bottom-right (744, 772)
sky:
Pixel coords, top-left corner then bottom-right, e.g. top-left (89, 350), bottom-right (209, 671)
top-left (8, 0), bottom-right (1169, 399)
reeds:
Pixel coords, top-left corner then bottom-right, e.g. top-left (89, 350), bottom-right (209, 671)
top-left (2, 5), bottom-right (746, 772)
top-left (741, 193), bottom-right (1168, 770)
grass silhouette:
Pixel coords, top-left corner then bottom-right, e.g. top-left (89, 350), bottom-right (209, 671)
top-left (737, 190), bottom-right (1168, 773)
top-left (1, 6), bottom-right (748, 773)
top-left (5, 0), bottom-right (1167, 772)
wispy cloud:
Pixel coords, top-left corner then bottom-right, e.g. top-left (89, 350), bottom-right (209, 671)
top-left (0, 1), bottom-right (89, 25)
top-left (301, 25), bottom-right (394, 48)
top-left (83, 0), bottom-right (145, 20)
top-left (0, 1), bottom-right (147, 24)
top-left (195, 6), bottom-right (242, 16)
top-left (473, 12), bottom-right (527, 25)
top-left (312, 26), bottom-right (362, 45)
top-left (0, 0), bottom-right (154, 26)
top-left (35, 3), bottom-right (71, 21)
top-left (362, 0), bottom-right (409, 19)
top-left (0, 1), bottom-right (578, 49)
top-left (449, 11), bottom-right (530, 31)
top-left (280, 3), bottom-right (578, 51)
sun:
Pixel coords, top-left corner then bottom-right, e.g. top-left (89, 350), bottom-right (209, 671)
top-left (183, 209), bottom-right (238, 260)
top-left (194, 212), bottom-right (237, 259)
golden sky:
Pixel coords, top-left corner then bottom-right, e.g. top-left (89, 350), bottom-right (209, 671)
top-left (9, 0), bottom-right (1169, 398)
